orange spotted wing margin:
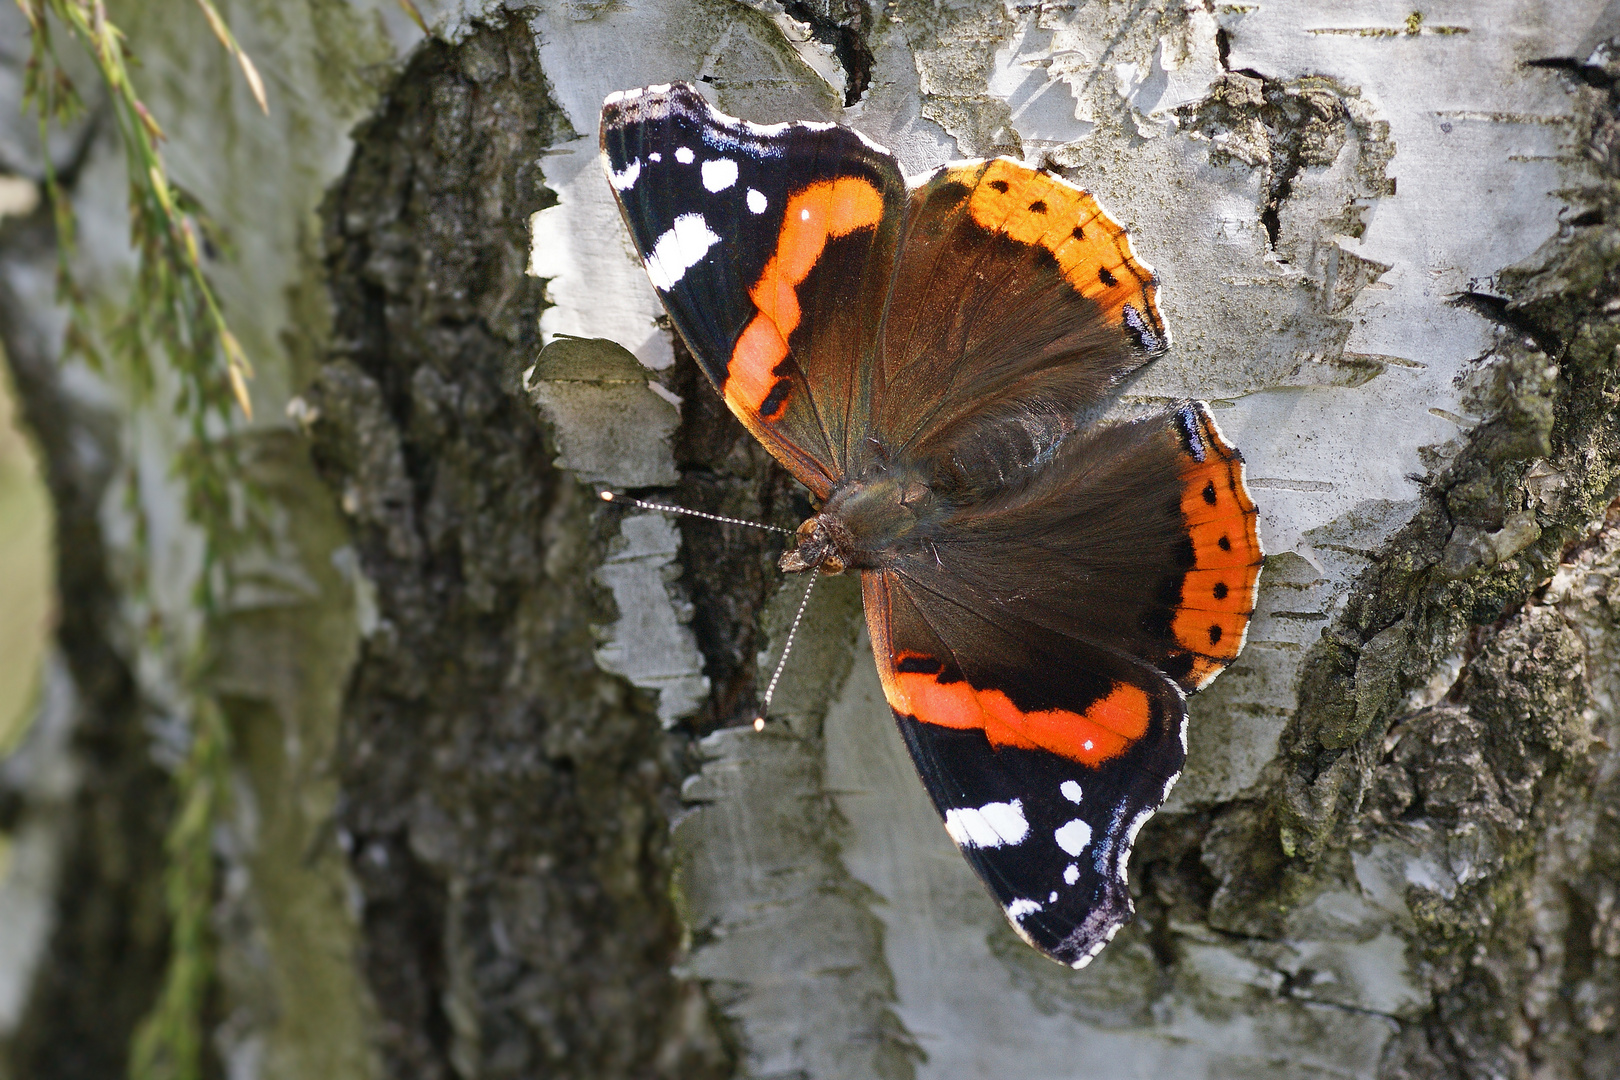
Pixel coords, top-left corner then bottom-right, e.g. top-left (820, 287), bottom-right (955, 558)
top-left (1170, 405), bottom-right (1263, 690)
top-left (863, 570), bottom-right (1187, 968)
top-left (600, 84), bottom-right (907, 495)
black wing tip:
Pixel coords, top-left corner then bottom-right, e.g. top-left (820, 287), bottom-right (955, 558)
top-left (1169, 399), bottom-right (1252, 462)
top-left (1169, 400), bottom-right (1250, 468)
top-left (1171, 401), bottom-right (1211, 462)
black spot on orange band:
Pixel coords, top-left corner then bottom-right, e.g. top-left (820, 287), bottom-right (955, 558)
top-left (760, 378), bottom-right (792, 418)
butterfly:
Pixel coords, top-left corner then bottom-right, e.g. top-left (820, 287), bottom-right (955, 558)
top-left (599, 83), bottom-right (1262, 968)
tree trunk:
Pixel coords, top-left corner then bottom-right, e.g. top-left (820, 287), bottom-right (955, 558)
top-left (2, 1), bottom-right (1619, 1078)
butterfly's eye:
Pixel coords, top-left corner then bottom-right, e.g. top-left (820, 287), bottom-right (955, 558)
top-left (897, 478), bottom-right (930, 508)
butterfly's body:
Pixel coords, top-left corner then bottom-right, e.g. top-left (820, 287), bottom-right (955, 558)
top-left (782, 463), bottom-right (939, 574)
top-left (601, 83), bottom-right (1262, 968)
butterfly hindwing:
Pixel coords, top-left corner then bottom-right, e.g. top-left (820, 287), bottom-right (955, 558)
top-left (601, 85), bottom-right (907, 494)
top-left (908, 402), bottom-right (1262, 695)
top-left (864, 569), bottom-right (1186, 967)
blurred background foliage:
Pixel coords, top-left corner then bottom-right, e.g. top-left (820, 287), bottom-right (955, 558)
top-left (0, 333), bottom-right (54, 885)
top-left (0, 338), bottom-right (51, 761)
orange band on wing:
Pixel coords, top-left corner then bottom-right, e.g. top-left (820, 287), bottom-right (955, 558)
top-left (888, 659), bottom-right (1150, 767)
top-left (725, 177), bottom-right (885, 421)
top-left (946, 158), bottom-right (1166, 348)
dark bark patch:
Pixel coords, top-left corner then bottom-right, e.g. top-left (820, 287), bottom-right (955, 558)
top-left (307, 19), bottom-right (731, 1079)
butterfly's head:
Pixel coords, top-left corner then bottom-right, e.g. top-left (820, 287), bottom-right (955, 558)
top-left (779, 516), bottom-right (850, 576)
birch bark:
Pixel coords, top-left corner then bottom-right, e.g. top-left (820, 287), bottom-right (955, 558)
top-left (0, 1), bottom-right (1617, 1078)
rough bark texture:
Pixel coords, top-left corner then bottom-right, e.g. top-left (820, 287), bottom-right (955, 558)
top-left (1, 1), bottom-right (1619, 1079)
top-left (302, 19), bottom-right (730, 1079)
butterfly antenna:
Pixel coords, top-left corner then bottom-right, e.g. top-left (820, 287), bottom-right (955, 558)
top-left (598, 490), bottom-right (790, 534)
top-left (755, 570), bottom-right (818, 731)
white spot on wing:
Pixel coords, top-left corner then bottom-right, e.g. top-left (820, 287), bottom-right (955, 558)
top-left (701, 158), bottom-right (739, 192)
top-left (746, 188), bottom-right (768, 214)
top-left (1006, 898), bottom-right (1042, 920)
top-left (643, 214), bottom-right (721, 292)
top-left (1083, 739), bottom-right (1094, 751)
top-left (608, 157), bottom-right (641, 191)
top-left (674, 146), bottom-right (695, 164)
top-left (800, 208), bottom-right (810, 221)
top-left (1064, 863), bottom-right (1079, 885)
top-left (1054, 818), bottom-right (1093, 856)
top-left (1060, 780), bottom-right (1083, 803)
top-left (943, 800), bottom-right (1029, 849)
top-left (648, 152), bottom-right (662, 162)
top-left (1048, 891), bottom-right (1058, 903)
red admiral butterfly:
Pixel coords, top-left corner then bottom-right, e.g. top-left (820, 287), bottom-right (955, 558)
top-left (600, 84), bottom-right (1262, 968)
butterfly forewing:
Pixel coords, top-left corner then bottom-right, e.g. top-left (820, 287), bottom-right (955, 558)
top-left (601, 85), bottom-right (906, 492)
top-left (864, 569), bottom-right (1187, 967)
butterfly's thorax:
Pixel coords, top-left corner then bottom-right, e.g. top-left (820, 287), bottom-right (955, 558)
top-left (780, 466), bottom-right (943, 575)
